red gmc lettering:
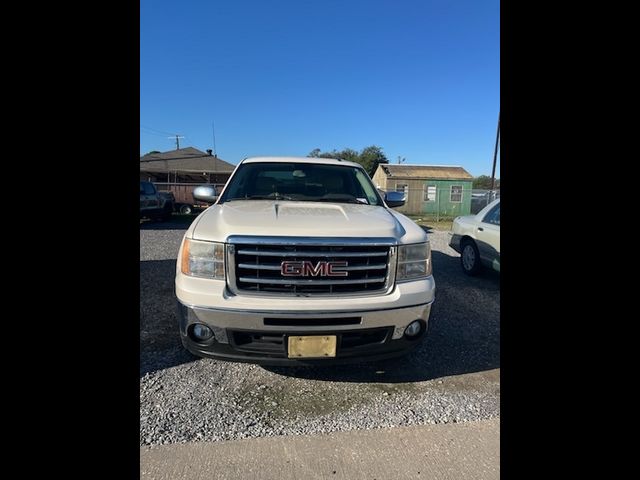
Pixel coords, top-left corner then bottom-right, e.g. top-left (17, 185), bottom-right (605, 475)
top-left (281, 261), bottom-right (349, 277)
top-left (327, 262), bottom-right (348, 277)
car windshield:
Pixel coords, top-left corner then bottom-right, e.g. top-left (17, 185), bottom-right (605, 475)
top-left (221, 162), bottom-right (383, 206)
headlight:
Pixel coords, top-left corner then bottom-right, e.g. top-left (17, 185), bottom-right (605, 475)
top-left (397, 242), bottom-right (432, 281)
top-left (180, 238), bottom-right (225, 279)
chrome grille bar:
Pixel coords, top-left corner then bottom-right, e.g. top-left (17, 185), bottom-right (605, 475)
top-left (238, 277), bottom-right (386, 285)
top-left (236, 249), bottom-right (388, 257)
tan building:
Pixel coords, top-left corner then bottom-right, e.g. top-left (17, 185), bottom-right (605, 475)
top-left (372, 164), bottom-right (474, 216)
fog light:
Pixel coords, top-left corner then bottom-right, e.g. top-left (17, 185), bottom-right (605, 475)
top-left (192, 323), bottom-right (214, 341)
top-left (404, 320), bottom-right (422, 337)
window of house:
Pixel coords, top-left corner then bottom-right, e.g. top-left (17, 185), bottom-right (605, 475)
top-left (423, 185), bottom-right (436, 202)
top-left (396, 183), bottom-right (408, 196)
top-left (450, 185), bottom-right (462, 203)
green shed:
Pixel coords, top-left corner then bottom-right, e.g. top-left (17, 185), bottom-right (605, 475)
top-left (371, 164), bottom-right (474, 216)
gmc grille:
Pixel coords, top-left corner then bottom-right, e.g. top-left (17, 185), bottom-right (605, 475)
top-left (229, 241), bottom-right (393, 295)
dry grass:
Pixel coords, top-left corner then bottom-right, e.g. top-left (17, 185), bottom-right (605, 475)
top-left (405, 214), bottom-right (454, 232)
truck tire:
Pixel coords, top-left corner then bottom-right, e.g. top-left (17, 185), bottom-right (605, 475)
top-left (460, 239), bottom-right (482, 276)
top-left (179, 204), bottom-right (193, 215)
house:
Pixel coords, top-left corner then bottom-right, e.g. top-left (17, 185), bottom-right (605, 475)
top-left (140, 147), bottom-right (237, 207)
top-left (372, 164), bottom-right (474, 216)
top-left (140, 147), bottom-right (235, 184)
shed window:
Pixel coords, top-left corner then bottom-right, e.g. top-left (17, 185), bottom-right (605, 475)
top-left (450, 185), bottom-right (463, 203)
top-left (396, 183), bottom-right (408, 195)
top-left (424, 185), bottom-right (436, 202)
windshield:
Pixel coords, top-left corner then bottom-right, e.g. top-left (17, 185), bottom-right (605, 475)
top-left (220, 162), bottom-right (383, 206)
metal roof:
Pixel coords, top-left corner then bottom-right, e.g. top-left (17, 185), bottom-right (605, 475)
top-left (377, 164), bottom-right (473, 180)
top-left (140, 147), bottom-right (236, 173)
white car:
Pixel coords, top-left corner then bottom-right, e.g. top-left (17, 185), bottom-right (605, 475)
top-left (448, 198), bottom-right (500, 275)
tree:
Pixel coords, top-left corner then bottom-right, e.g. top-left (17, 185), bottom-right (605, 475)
top-left (473, 175), bottom-right (500, 189)
top-left (308, 145), bottom-right (389, 176)
top-left (144, 150), bottom-right (161, 156)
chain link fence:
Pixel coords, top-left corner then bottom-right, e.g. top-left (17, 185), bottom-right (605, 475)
top-left (471, 189), bottom-right (500, 214)
top-left (378, 186), bottom-right (500, 221)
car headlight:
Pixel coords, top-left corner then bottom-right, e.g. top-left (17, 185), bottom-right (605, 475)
top-left (397, 242), bottom-right (432, 281)
top-left (180, 238), bottom-right (225, 279)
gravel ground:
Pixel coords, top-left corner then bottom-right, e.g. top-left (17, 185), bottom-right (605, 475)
top-left (140, 217), bottom-right (500, 446)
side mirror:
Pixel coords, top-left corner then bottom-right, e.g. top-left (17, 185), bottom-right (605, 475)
top-left (193, 185), bottom-right (218, 204)
top-left (385, 191), bottom-right (406, 208)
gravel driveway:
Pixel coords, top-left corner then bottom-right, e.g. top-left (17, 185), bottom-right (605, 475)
top-left (140, 218), bottom-right (500, 446)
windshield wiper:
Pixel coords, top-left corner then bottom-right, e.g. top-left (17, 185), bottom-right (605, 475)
top-left (226, 195), bottom-right (369, 204)
top-left (226, 194), bottom-right (295, 201)
top-left (314, 197), bottom-right (369, 205)
top-left (251, 194), bottom-right (295, 200)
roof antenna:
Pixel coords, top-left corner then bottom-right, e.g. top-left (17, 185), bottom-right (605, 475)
top-left (168, 134), bottom-right (185, 150)
top-left (212, 120), bottom-right (217, 157)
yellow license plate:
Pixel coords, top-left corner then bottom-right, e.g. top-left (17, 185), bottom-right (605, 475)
top-left (287, 335), bottom-right (337, 358)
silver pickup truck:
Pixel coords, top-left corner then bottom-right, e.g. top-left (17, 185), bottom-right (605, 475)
top-left (175, 157), bottom-right (436, 365)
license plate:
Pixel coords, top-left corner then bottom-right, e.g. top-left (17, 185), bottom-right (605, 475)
top-left (287, 335), bottom-right (337, 358)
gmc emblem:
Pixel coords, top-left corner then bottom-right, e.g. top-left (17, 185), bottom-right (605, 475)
top-left (281, 260), bottom-right (348, 277)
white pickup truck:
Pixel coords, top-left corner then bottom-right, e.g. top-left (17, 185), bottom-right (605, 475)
top-left (175, 157), bottom-right (436, 365)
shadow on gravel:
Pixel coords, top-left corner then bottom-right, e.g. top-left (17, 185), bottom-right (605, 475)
top-left (139, 216), bottom-right (195, 231)
top-left (140, 248), bottom-right (500, 382)
top-left (140, 259), bottom-right (198, 376)
top-left (262, 250), bottom-right (500, 383)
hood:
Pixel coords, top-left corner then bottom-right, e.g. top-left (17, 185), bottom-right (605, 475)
top-left (190, 200), bottom-right (427, 244)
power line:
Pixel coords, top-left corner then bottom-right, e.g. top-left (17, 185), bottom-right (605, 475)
top-left (140, 153), bottom-right (213, 162)
top-left (142, 127), bottom-right (188, 150)
top-left (140, 125), bottom-right (176, 136)
top-left (140, 128), bottom-right (167, 138)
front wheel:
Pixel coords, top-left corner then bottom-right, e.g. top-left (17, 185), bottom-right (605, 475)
top-left (179, 204), bottom-right (193, 215)
top-left (460, 240), bottom-right (482, 276)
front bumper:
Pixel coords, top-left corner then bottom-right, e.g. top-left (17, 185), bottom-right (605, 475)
top-left (176, 300), bottom-right (433, 365)
top-left (448, 232), bottom-right (463, 254)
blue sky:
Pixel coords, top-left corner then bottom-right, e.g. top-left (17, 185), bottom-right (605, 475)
top-left (140, 0), bottom-right (499, 177)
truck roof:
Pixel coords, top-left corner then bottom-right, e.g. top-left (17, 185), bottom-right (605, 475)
top-left (241, 156), bottom-right (363, 168)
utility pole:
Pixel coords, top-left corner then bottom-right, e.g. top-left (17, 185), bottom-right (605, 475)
top-left (169, 134), bottom-right (185, 150)
top-left (491, 112), bottom-right (500, 191)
